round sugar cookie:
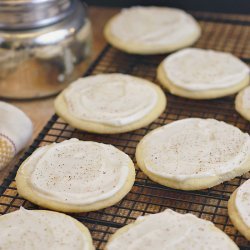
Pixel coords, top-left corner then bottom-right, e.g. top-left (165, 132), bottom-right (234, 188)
top-left (55, 74), bottom-right (166, 134)
top-left (16, 138), bottom-right (135, 212)
top-left (157, 48), bottom-right (249, 99)
top-left (136, 118), bottom-right (250, 190)
top-left (228, 179), bottom-right (250, 240)
top-left (235, 86), bottom-right (250, 121)
top-left (104, 6), bottom-right (201, 54)
top-left (105, 209), bottom-right (238, 250)
top-left (0, 208), bottom-right (94, 250)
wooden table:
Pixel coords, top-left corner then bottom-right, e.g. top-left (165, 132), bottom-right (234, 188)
top-left (0, 6), bottom-right (119, 183)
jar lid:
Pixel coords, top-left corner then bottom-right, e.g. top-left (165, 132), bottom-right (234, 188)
top-left (0, 0), bottom-right (76, 30)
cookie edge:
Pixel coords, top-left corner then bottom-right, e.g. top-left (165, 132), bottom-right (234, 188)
top-left (235, 87), bottom-right (250, 121)
top-left (228, 187), bottom-right (250, 240)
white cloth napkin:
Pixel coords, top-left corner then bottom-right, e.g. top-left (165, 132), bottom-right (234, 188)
top-left (0, 101), bottom-right (33, 170)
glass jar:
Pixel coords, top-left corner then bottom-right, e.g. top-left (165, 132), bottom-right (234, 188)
top-left (0, 0), bottom-right (92, 99)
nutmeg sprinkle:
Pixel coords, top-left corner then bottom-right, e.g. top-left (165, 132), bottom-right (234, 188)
top-left (25, 138), bottom-right (131, 205)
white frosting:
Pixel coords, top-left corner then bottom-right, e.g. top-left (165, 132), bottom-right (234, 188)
top-left (110, 6), bottom-right (200, 46)
top-left (163, 48), bottom-right (249, 91)
top-left (22, 139), bottom-right (131, 205)
top-left (139, 118), bottom-right (250, 181)
top-left (235, 179), bottom-right (250, 227)
top-left (0, 208), bottom-right (91, 250)
top-left (106, 209), bottom-right (238, 250)
top-left (241, 86), bottom-right (250, 109)
top-left (64, 74), bottom-right (158, 126)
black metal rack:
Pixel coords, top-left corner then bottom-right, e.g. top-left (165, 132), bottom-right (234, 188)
top-left (0, 11), bottom-right (250, 249)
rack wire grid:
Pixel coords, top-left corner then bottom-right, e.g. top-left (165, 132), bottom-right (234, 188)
top-left (1, 10), bottom-right (250, 249)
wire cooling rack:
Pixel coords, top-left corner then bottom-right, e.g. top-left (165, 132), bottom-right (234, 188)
top-left (1, 11), bottom-right (250, 249)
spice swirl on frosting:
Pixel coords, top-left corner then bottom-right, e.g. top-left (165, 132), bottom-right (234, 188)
top-left (55, 73), bottom-right (166, 133)
top-left (136, 118), bottom-right (250, 190)
top-left (162, 48), bottom-right (249, 91)
top-left (63, 74), bottom-right (158, 126)
top-left (104, 6), bottom-right (201, 54)
top-left (0, 208), bottom-right (94, 250)
top-left (110, 7), bottom-right (199, 45)
top-left (16, 139), bottom-right (135, 212)
top-left (106, 209), bottom-right (238, 250)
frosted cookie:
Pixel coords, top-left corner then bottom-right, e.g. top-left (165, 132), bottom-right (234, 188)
top-left (16, 139), bottom-right (135, 212)
top-left (235, 86), bottom-right (250, 121)
top-left (0, 208), bottom-right (94, 250)
top-left (157, 48), bottom-right (249, 99)
top-left (228, 179), bottom-right (250, 240)
top-left (104, 6), bottom-right (201, 54)
top-left (105, 209), bottom-right (238, 250)
top-left (55, 74), bottom-right (166, 134)
top-left (136, 118), bottom-right (250, 190)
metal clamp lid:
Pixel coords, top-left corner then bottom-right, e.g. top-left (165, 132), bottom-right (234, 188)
top-left (0, 0), bottom-right (77, 30)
